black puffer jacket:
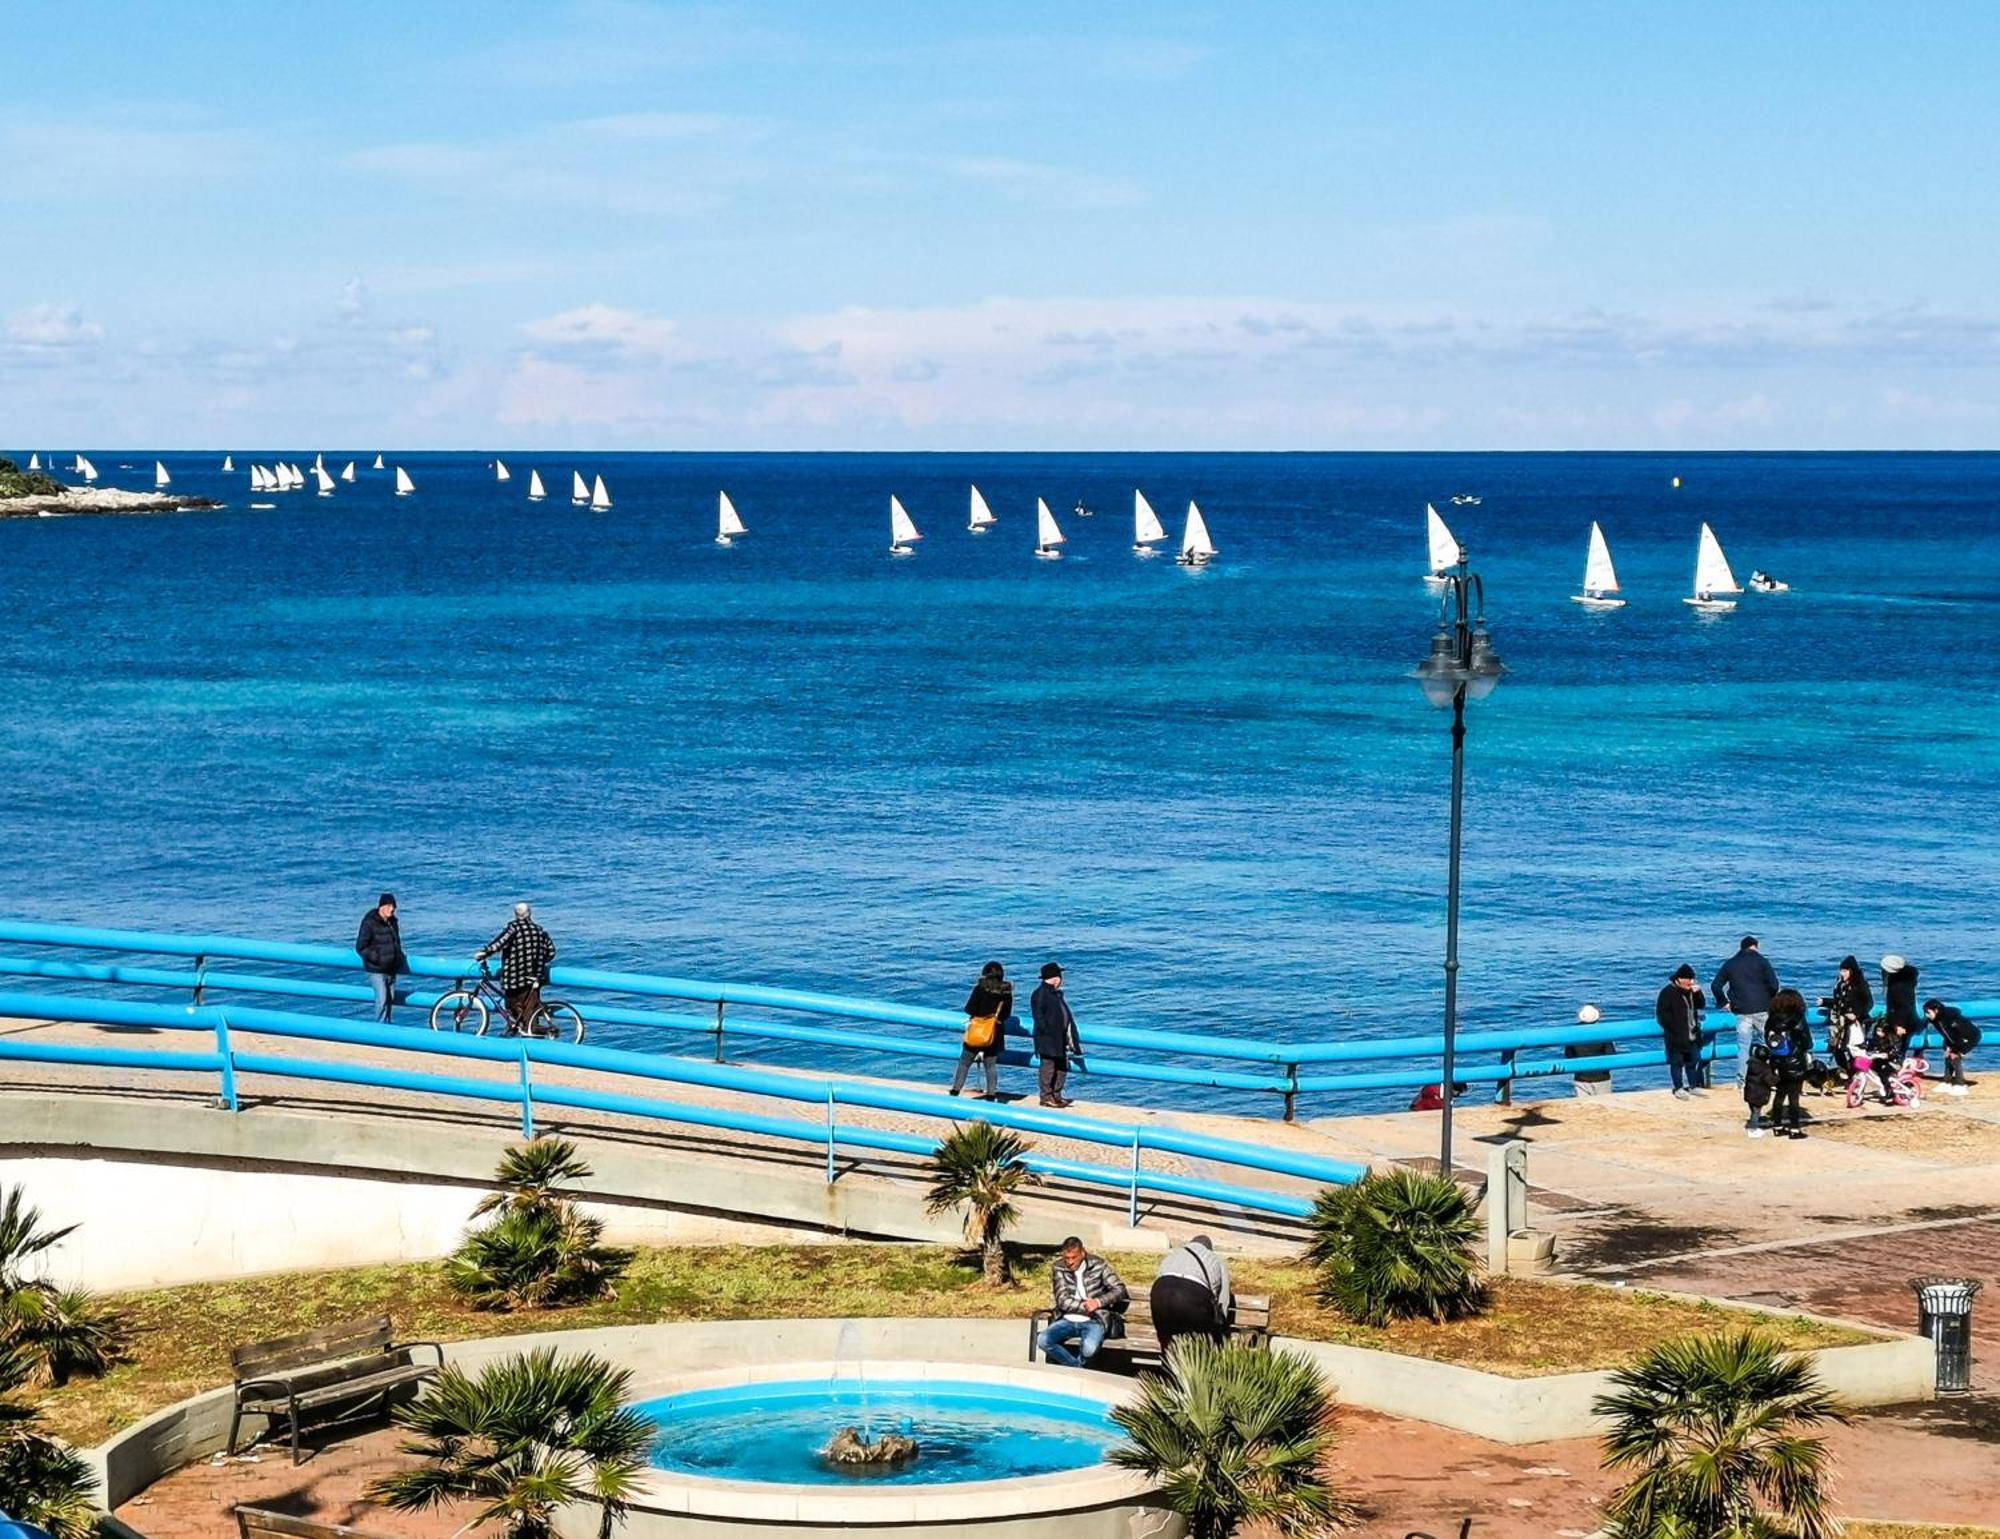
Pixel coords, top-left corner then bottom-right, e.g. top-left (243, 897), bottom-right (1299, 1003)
top-left (1882, 962), bottom-right (1920, 1032)
top-left (1656, 982), bottom-right (1705, 1047)
top-left (1827, 958), bottom-right (1873, 1023)
top-left (355, 909), bottom-right (407, 975)
top-left (1763, 1012), bottom-right (1812, 1082)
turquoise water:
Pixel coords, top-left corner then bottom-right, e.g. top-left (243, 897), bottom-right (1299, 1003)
top-left (633, 1378), bottom-right (1120, 1485)
top-left (2, 451), bottom-right (1995, 1111)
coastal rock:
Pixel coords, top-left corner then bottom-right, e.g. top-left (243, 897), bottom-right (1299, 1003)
top-left (0, 487), bottom-right (224, 518)
top-left (821, 1425), bottom-right (920, 1470)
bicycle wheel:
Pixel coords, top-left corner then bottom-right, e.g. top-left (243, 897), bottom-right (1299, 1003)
top-left (430, 989), bottom-right (490, 1036)
top-left (531, 1001), bottom-right (585, 1045)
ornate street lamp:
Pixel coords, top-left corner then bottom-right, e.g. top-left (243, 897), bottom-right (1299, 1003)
top-left (1413, 549), bottom-right (1504, 1177)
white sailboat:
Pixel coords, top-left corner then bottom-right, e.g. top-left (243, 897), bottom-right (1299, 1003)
top-left (1426, 502), bottom-right (1459, 582)
top-left (154, 461), bottom-right (171, 489)
top-left (716, 491), bottom-right (746, 545)
top-left (589, 475), bottom-right (611, 511)
top-left (494, 459), bottom-right (511, 483)
top-left (889, 495), bottom-right (921, 554)
top-left (1571, 522), bottom-right (1625, 608)
top-left (26, 453), bottom-right (38, 470)
top-left (394, 465), bottom-right (415, 497)
top-left (968, 484), bottom-right (997, 534)
top-left (221, 455), bottom-right (234, 472)
top-left (312, 453), bottom-right (325, 475)
top-left (1178, 501), bottom-right (1217, 567)
top-left (1685, 522), bottom-right (1741, 611)
top-left (1133, 489), bottom-right (1166, 555)
top-left (75, 455), bottom-right (98, 483)
top-left (340, 461), bottom-right (356, 483)
top-left (571, 471), bottom-right (589, 506)
top-left (372, 453), bottom-right (385, 470)
top-left (313, 464), bottom-right (336, 497)
top-left (287, 463), bottom-right (305, 489)
top-left (527, 469), bottom-right (546, 501)
top-left (1034, 497), bottom-right (1066, 560)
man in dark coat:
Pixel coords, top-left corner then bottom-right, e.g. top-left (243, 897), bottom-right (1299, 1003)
top-left (1712, 935), bottom-right (1780, 1086)
top-left (477, 902), bottom-right (557, 1035)
top-left (1926, 998), bottom-right (1981, 1095)
top-left (354, 893), bottom-right (408, 1023)
top-left (1031, 961), bottom-right (1082, 1109)
top-left (1655, 965), bottom-right (1707, 1097)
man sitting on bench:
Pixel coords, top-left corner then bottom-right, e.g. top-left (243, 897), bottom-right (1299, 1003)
top-left (1039, 1236), bottom-right (1129, 1368)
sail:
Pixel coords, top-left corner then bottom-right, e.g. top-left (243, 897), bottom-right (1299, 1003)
top-left (590, 475), bottom-right (611, 510)
top-left (1036, 497), bottom-right (1065, 549)
top-left (26, 453), bottom-right (38, 470)
top-left (1426, 503), bottom-right (1458, 574)
top-left (1583, 522), bottom-right (1619, 594)
top-left (340, 462), bottom-right (356, 482)
top-left (527, 469), bottom-right (545, 499)
top-left (1183, 500), bottom-right (1217, 559)
top-left (718, 491), bottom-right (746, 537)
top-left (314, 464), bottom-right (335, 495)
top-left (968, 485), bottom-right (996, 529)
top-left (312, 453), bottom-right (325, 474)
top-left (572, 471), bottom-right (589, 502)
top-left (154, 461), bottom-right (171, 489)
top-left (394, 466), bottom-right (415, 496)
top-left (495, 459), bottom-right (511, 482)
top-left (889, 494), bottom-right (921, 546)
top-left (1693, 522), bottom-right (1740, 596)
top-left (372, 453), bottom-right (385, 469)
top-left (1134, 489), bottom-right (1165, 544)
top-left (81, 456), bottom-right (98, 483)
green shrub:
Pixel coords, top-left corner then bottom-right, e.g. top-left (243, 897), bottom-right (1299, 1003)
top-left (1305, 1167), bottom-right (1485, 1326)
top-left (0, 1348), bottom-right (99, 1539)
top-left (924, 1120), bottom-right (1037, 1285)
top-left (445, 1140), bottom-right (627, 1311)
top-left (0, 1184), bottom-right (127, 1385)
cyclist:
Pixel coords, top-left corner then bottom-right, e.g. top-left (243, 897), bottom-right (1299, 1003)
top-left (475, 902), bottom-right (557, 1037)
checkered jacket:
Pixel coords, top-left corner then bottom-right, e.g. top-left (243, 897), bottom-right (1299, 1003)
top-left (483, 918), bottom-right (556, 991)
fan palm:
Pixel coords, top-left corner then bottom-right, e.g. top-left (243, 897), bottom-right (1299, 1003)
top-left (473, 1138), bottom-right (595, 1220)
top-left (1110, 1336), bottom-right (1347, 1539)
top-left (368, 1348), bottom-right (653, 1539)
top-left (0, 1187), bottom-right (75, 1292)
top-left (0, 1184), bottom-right (125, 1386)
top-left (448, 1142), bottom-right (627, 1310)
top-left (924, 1121), bottom-right (1038, 1285)
top-left (0, 1348), bottom-right (99, 1539)
top-left (1594, 1330), bottom-right (1848, 1539)
top-left (1305, 1167), bottom-right (1485, 1326)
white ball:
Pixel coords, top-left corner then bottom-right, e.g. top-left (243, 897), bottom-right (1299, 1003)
top-left (1577, 1004), bottom-right (1602, 1024)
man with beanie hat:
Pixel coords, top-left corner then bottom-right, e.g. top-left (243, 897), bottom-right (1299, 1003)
top-left (1656, 965), bottom-right (1707, 1097)
top-left (355, 893), bottom-right (408, 1023)
top-left (1031, 962), bottom-right (1082, 1108)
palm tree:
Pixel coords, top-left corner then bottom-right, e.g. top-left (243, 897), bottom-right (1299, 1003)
top-left (369, 1348), bottom-right (653, 1539)
top-left (0, 1348), bottom-right (99, 1539)
top-left (473, 1138), bottom-right (594, 1220)
top-left (0, 1184), bottom-right (125, 1386)
top-left (1110, 1336), bottom-right (1347, 1539)
top-left (924, 1121), bottom-right (1038, 1285)
top-left (446, 1142), bottom-right (627, 1310)
top-left (1305, 1167), bottom-right (1485, 1326)
top-left (1594, 1330), bottom-right (1848, 1539)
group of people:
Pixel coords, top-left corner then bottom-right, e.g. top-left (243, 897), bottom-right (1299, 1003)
top-left (1659, 938), bottom-right (1981, 1137)
top-left (354, 895), bottom-right (557, 1032)
top-left (953, 960), bottom-right (1085, 1109)
top-left (1036, 1233), bottom-right (1232, 1368)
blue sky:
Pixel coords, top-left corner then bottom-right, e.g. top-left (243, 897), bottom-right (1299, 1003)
top-left (5, 1), bottom-right (1998, 448)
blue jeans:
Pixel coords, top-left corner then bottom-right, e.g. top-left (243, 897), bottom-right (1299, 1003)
top-left (1734, 1012), bottom-right (1766, 1084)
top-left (1039, 1316), bottom-right (1108, 1368)
top-left (368, 972), bottom-right (396, 1023)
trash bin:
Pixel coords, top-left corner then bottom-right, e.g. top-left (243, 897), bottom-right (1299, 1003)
top-left (1912, 1276), bottom-right (1981, 1393)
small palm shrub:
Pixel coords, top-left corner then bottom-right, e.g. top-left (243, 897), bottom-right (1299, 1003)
top-left (0, 1184), bottom-right (126, 1386)
top-left (1305, 1167), bottom-right (1485, 1326)
top-left (924, 1120), bottom-right (1038, 1285)
top-left (1595, 1330), bottom-right (1847, 1539)
top-left (446, 1140), bottom-right (627, 1311)
top-left (0, 1348), bottom-right (99, 1539)
top-left (369, 1348), bottom-right (652, 1539)
top-left (1110, 1336), bottom-right (1347, 1539)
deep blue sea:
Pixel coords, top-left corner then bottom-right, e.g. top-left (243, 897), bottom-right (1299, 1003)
top-left (3, 452), bottom-right (1995, 1113)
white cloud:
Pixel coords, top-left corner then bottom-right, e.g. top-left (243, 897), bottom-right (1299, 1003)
top-left (519, 304), bottom-right (682, 360)
top-left (3, 304), bottom-right (105, 351)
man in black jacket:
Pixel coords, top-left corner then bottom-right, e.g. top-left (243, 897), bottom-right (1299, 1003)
top-left (1031, 962), bottom-right (1082, 1109)
top-left (1712, 936), bottom-right (1780, 1086)
top-left (1655, 965), bottom-right (1707, 1097)
top-left (354, 893), bottom-right (407, 1023)
top-left (1925, 997), bottom-right (1981, 1095)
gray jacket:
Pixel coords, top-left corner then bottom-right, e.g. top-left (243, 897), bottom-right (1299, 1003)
top-left (1155, 1240), bottom-right (1233, 1320)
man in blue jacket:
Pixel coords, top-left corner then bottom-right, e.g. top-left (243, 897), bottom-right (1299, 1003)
top-left (1712, 935), bottom-right (1780, 1086)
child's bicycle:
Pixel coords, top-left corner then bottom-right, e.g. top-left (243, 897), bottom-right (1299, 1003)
top-left (1845, 1051), bottom-right (1926, 1109)
top-left (428, 959), bottom-right (586, 1043)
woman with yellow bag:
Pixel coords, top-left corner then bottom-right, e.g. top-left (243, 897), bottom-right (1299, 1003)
top-left (949, 961), bottom-right (1013, 1100)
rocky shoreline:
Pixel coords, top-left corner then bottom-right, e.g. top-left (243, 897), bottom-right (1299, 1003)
top-left (0, 487), bottom-right (225, 518)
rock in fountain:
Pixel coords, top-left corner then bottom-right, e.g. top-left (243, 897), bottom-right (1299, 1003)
top-left (821, 1425), bottom-right (919, 1472)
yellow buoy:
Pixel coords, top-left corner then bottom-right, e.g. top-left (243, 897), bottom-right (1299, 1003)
top-left (1671, 475), bottom-right (1682, 488)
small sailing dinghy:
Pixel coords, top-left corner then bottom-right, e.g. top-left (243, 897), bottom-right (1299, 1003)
top-left (1426, 503), bottom-right (1459, 582)
top-left (1178, 501), bottom-right (1217, 567)
top-left (312, 453), bottom-right (325, 475)
top-left (372, 453), bottom-right (385, 470)
top-left (221, 455), bottom-right (233, 472)
top-left (716, 491), bottom-right (746, 545)
top-left (590, 475), bottom-right (611, 511)
top-left (527, 469), bottom-right (546, 501)
top-left (1133, 489), bottom-right (1166, 555)
top-left (1451, 494), bottom-right (1481, 506)
top-left (1747, 569), bottom-right (1790, 593)
top-left (1073, 497), bottom-right (1093, 519)
top-left (394, 465), bottom-right (415, 497)
top-left (889, 495), bottom-right (921, 555)
top-left (313, 464), bottom-right (336, 497)
top-left (1035, 497), bottom-right (1066, 560)
top-left (1685, 523), bottom-right (1741, 611)
top-left (154, 461), bottom-right (171, 489)
top-left (571, 471), bottom-right (590, 506)
top-left (495, 459), bottom-right (511, 483)
top-left (968, 484), bottom-right (997, 534)
top-left (76, 455), bottom-right (98, 483)
top-left (26, 453), bottom-right (38, 470)
top-left (1571, 521), bottom-right (1625, 608)
top-left (340, 462), bottom-right (356, 483)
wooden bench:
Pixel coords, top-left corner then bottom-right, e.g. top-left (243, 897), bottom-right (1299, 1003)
top-left (238, 1511), bottom-right (396, 1539)
top-left (1028, 1293), bottom-right (1272, 1367)
top-left (228, 1315), bottom-right (442, 1465)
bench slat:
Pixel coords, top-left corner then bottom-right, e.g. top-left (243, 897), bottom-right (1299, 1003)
top-left (238, 1507), bottom-right (397, 1539)
top-left (233, 1316), bottom-right (395, 1380)
top-left (240, 1363), bottom-right (437, 1413)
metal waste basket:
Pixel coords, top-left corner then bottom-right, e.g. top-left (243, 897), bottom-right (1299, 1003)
top-left (1912, 1276), bottom-right (1981, 1393)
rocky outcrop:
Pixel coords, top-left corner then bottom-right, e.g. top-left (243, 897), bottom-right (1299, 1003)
top-left (821, 1425), bottom-right (920, 1470)
top-left (0, 487), bottom-right (223, 518)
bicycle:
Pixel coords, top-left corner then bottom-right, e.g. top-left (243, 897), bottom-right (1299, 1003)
top-left (428, 959), bottom-right (586, 1043)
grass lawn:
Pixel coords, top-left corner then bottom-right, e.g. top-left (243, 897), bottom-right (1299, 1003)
top-left (33, 1245), bottom-right (1871, 1447)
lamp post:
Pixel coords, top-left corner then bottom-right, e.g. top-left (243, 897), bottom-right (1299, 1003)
top-left (1413, 549), bottom-right (1504, 1179)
